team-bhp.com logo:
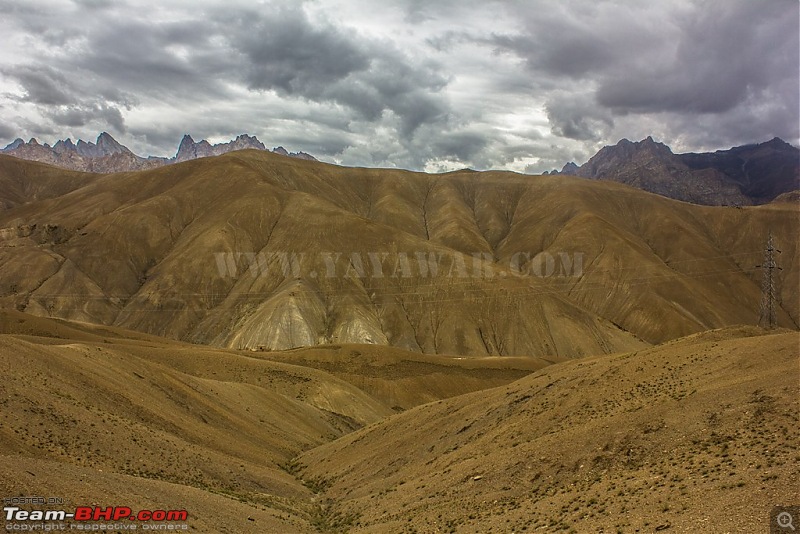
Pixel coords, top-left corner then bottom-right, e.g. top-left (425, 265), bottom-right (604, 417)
top-left (5, 505), bottom-right (187, 529)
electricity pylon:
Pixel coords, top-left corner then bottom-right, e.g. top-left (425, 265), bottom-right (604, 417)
top-left (757, 231), bottom-right (781, 329)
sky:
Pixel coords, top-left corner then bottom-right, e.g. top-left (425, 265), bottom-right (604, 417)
top-left (0, 0), bottom-right (797, 173)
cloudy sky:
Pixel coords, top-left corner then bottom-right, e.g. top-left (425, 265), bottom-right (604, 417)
top-left (0, 0), bottom-right (797, 172)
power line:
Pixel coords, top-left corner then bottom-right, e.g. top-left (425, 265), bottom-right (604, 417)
top-left (757, 231), bottom-right (782, 329)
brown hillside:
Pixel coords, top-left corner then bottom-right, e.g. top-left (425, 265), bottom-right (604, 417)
top-left (260, 343), bottom-right (557, 410)
top-left (0, 311), bottom-right (544, 531)
top-left (0, 151), bottom-right (797, 358)
top-left (299, 328), bottom-right (800, 533)
top-left (0, 155), bottom-right (98, 209)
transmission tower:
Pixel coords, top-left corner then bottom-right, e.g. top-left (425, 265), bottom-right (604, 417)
top-left (757, 231), bottom-right (781, 329)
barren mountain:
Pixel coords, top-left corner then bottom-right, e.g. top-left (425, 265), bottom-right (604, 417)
top-left (175, 133), bottom-right (316, 163)
top-left (2, 310), bottom-right (794, 531)
top-left (0, 151), bottom-right (797, 357)
top-left (0, 148), bottom-right (797, 532)
top-left (0, 132), bottom-right (316, 173)
top-left (299, 327), bottom-right (799, 532)
top-left (560, 137), bottom-right (800, 205)
top-left (681, 137), bottom-right (800, 202)
top-left (0, 310), bottom-right (541, 532)
top-left (0, 133), bottom-right (165, 173)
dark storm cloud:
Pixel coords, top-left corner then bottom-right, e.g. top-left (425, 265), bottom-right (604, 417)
top-left (2, 65), bottom-right (75, 106)
top-left (71, 19), bottom-right (231, 100)
top-left (490, 32), bottom-right (620, 80)
top-left (4, 2), bottom-right (85, 47)
top-left (348, 55), bottom-right (449, 135)
top-left (45, 104), bottom-right (126, 133)
top-left (70, 0), bottom-right (115, 8)
top-left (484, 1), bottom-right (661, 82)
top-left (1, 1), bottom-right (230, 104)
top-left (595, 1), bottom-right (799, 115)
top-left (14, 117), bottom-right (58, 138)
top-left (227, 7), bottom-right (370, 94)
top-left (431, 131), bottom-right (487, 161)
top-left (0, 122), bottom-right (15, 140)
top-left (220, 6), bottom-right (450, 135)
top-left (1, 2), bottom-right (452, 150)
top-left (0, 0), bottom-right (796, 171)
top-left (545, 92), bottom-right (613, 142)
top-left (491, 0), bottom-right (799, 153)
top-left (2, 63), bottom-right (136, 110)
top-left (0, 63), bottom-right (134, 134)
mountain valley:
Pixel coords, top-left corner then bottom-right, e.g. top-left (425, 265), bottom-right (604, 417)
top-left (0, 148), bottom-right (797, 532)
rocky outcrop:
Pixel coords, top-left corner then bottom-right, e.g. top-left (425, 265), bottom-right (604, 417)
top-left (562, 137), bottom-right (799, 205)
top-left (272, 146), bottom-right (316, 161)
top-left (174, 133), bottom-right (269, 162)
top-left (1, 132), bottom-right (316, 173)
top-left (559, 162), bottom-right (580, 175)
top-left (0, 133), bottom-right (163, 173)
top-left (679, 137), bottom-right (800, 203)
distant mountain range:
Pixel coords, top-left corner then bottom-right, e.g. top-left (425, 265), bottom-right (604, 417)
top-left (3, 131), bottom-right (797, 206)
top-left (0, 132), bottom-right (316, 174)
top-left (549, 136), bottom-right (800, 205)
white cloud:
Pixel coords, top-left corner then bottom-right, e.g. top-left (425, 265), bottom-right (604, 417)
top-left (0, 0), bottom-right (796, 170)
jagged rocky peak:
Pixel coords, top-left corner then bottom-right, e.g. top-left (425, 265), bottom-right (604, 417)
top-left (4, 132), bottom-right (132, 158)
top-left (272, 145), bottom-right (317, 161)
top-left (234, 133), bottom-right (265, 147)
top-left (289, 151), bottom-right (317, 161)
top-left (175, 134), bottom-right (198, 162)
top-left (604, 136), bottom-right (666, 152)
top-left (638, 135), bottom-right (673, 154)
top-left (95, 132), bottom-right (129, 154)
top-left (175, 133), bottom-right (268, 161)
top-left (75, 139), bottom-right (91, 153)
top-left (68, 132), bottom-right (133, 157)
top-left (761, 137), bottom-right (794, 151)
top-left (557, 136), bottom-right (799, 206)
top-left (53, 138), bottom-right (75, 154)
top-left (601, 136), bottom-right (667, 157)
top-left (560, 162), bottom-right (580, 175)
top-left (576, 136), bottom-right (675, 178)
top-left (2, 138), bottom-right (25, 151)
top-left (2, 131), bottom-right (318, 170)
top-left (1, 137), bottom-right (44, 150)
top-left (0, 132), bottom-right (154, 173)
top-left (224, 134), bottom-right (266, 152)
